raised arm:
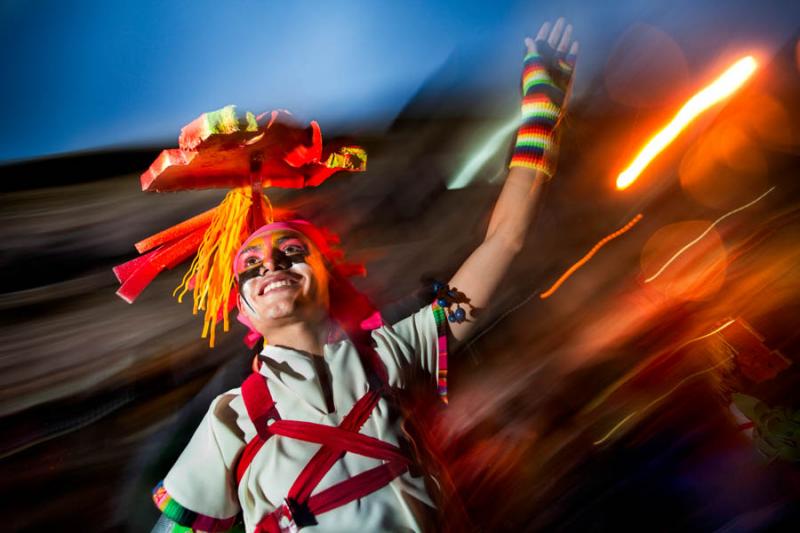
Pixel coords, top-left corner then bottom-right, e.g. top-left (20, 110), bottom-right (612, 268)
top-left (446, 18), bottom-right (578, 341)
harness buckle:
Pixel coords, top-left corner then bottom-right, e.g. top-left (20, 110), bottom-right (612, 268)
top-left (276, 497), bottom-right (317, 532)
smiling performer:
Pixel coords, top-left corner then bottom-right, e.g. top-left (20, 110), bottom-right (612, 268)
top-left (149, 19), bottom-right (578, 533)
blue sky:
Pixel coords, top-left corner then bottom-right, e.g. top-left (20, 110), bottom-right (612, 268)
top-left (1, 0), bottom-right (797, 162)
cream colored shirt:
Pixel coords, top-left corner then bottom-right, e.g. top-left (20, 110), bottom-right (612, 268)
top-left (160, 304), bottom-right (445, 532)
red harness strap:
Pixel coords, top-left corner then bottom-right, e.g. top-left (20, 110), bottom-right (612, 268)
top-left (235, 372), bottom-right (281, 484)
top-left (259, 459), bottom-right (409, 533)
top-left (235, 367), bottom-right (410, 533)
top-left (281, 387), bottom-right (383, 506)
top-left (269, 420), bottom-right (408, 463)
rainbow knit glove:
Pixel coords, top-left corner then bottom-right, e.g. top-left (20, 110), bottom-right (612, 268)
top-left (510, 40), bottom-right (576, 178)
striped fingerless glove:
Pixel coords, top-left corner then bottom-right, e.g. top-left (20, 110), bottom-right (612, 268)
top-left (510, 43), bottom-right (575, 178)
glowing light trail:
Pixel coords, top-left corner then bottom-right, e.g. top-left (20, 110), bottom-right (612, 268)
top-left (593, 412), bottom-right (639, 446)
top-left (672, 318), bottom-right (737, 352)
top-left (592, 319), bottom-right (736, 446)
top-left (586, 319), bottom-right (737, 414)
top-left (540, 213), bottom-right (644, 299)
top-left (616, 56), bottom-right (758, 190)
top-left (448, 116), bottom-right (520, 190)
top-left (644, 187), bottom-right (775, 283)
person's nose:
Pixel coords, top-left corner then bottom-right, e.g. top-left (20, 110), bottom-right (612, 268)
top-left (261, 248), bottom-right (290, 273)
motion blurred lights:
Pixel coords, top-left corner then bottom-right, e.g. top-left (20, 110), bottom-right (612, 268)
top-left (740, 92), bottom-right (796, 151)
top-left (604, 23), bottom-right (689, 108)
top-left (796, 38), bottom-right (800, 72)
top-left (644, 188), bottom-right (774, 283)
top-left (679, 121), bottom-right (769, 210)
top-left (616, 56), bottom-right (758, 190)
top-left (640, 221), bottom-right (727, 301)
top-left (448, 116), bottom-right (519, 190)
top-left (540, 214), bottom-right (644, 299)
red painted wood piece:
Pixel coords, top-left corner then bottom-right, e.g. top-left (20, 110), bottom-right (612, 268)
top-left (140, 110), bottom-right (361, 192)
top-left (116, 227), bottom-right (206, 303)
top-left (135, 207), bottom-right (216, 253)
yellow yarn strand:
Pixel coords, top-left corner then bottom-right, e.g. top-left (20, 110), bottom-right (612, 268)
top-left (173, 187), bottom-right (276, 347)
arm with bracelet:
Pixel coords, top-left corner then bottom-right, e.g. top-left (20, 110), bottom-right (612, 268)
top-left (446, 18), bottom-right (579, 342)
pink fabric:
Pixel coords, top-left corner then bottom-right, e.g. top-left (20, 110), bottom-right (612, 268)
top-left (236, 311), bottom-right (263, 349)
top-left (360, 311), bottom-right (384, 331)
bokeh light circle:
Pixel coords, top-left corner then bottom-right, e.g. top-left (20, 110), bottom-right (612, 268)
top-left (679, 121), bottom-right (769, 210)
top-left (605, 23), bottom-right (689, 108)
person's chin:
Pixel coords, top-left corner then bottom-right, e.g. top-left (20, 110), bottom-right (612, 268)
top-left (259, 300), bottom-right (298, 320)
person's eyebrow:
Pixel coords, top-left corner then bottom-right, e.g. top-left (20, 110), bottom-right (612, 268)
top-left (276, 236), bottom-right (307, 247)
top-left (239, 245), bottom-right (262, 255)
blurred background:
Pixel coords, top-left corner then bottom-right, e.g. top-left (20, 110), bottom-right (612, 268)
top-left (2, 0), bottom-right (800, 531)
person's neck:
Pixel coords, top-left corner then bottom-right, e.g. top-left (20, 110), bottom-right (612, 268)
top-left (263, 319), bottom-right (328, 357)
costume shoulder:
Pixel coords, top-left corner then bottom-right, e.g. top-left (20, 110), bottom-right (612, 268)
top-left (371, 303), bottom-right (449, 401)
top-left (152, 389), bottom-right (247, 531)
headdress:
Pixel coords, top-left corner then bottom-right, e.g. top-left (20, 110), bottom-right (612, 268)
top-left (113, 106), bottom-right (367, 346)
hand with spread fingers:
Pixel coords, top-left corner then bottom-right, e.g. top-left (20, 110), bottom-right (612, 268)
top-left (510, 17), bottom-right (579, 178)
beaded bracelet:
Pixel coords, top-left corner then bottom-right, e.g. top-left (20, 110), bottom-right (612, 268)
top-left (432, 280), bottom-right (469, 323)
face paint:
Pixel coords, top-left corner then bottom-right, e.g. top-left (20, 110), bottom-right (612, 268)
top-left (235, 234), bottom-right (310, 282)
top-left (235, 231), bottom-right (321, 318)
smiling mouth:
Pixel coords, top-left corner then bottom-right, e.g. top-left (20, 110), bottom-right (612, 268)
top-left (258, 278), bottom-right (300, 295)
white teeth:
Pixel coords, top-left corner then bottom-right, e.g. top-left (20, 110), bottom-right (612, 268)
top-left (262, 280), bottom-right (295, 294)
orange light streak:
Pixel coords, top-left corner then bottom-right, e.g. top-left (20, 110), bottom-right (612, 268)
top-left (540, 213), bottom-right (644, 299)
top-left (616, 56), bottom-right (758, 190)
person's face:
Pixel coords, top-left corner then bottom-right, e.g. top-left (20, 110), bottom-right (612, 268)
top-left (235, 229), bottom-right (329, 332)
